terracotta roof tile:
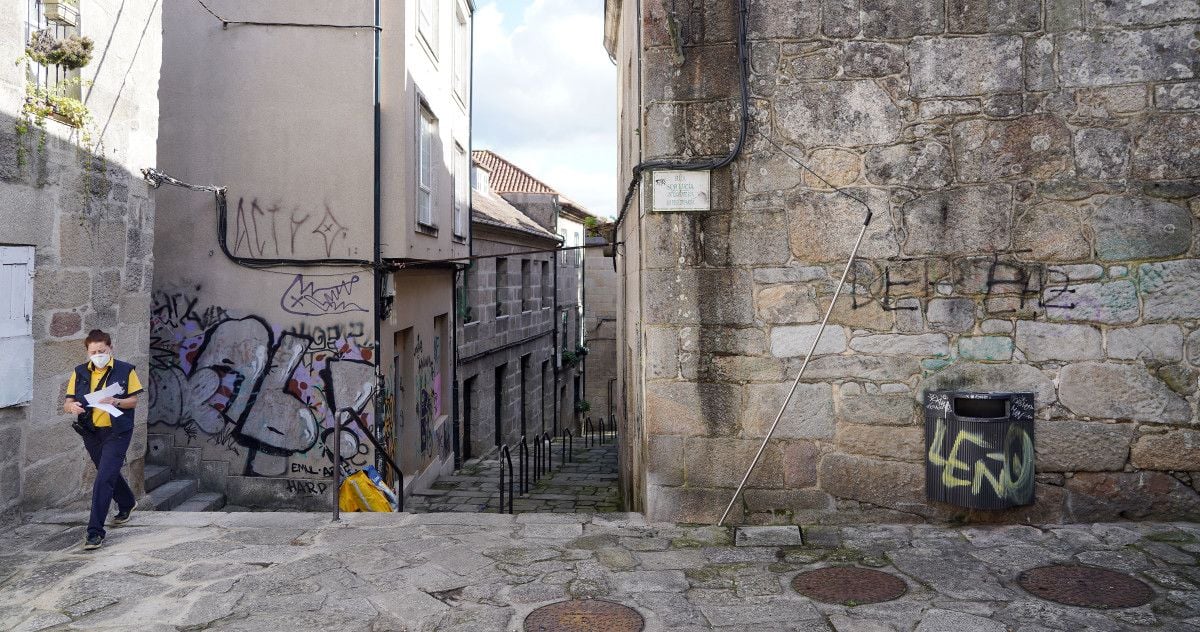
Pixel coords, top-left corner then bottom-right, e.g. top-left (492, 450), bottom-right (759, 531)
top-left (472, 150), bottom-right (558, 195)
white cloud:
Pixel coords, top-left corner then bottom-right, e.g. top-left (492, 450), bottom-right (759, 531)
top-left (474, 0), bottom-right (617, 218)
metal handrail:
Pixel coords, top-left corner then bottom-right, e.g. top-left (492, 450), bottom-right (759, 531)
top-left (584, 418), bottom-right (594, 448)
top-left (541, 432), bottom-right (553, 474)
top-left (498, 444), bottom-right (514, 514)
top-left (532, 434), bottom-right (544, 481)
top-left (518, 435), bottom-right (529, 494)
top-left (332, 412), bottom-right (342, 521)
top-left (562, 428), bottom-right (573, 464)
top-left (342, 407), bottom-right (405, 512)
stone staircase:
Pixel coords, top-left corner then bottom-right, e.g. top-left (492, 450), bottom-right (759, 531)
top-left (143, 432), bottom-right (226, 511)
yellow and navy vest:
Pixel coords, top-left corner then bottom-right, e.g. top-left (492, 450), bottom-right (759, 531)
top-left (70, 360), bottom-right (139, 432)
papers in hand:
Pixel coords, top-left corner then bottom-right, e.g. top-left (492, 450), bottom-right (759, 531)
top-left (84, 382), bottom-right (125, 418)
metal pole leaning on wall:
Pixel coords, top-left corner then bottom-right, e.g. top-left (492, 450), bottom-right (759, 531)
top-left (717, 203), bottom-right (874, 527)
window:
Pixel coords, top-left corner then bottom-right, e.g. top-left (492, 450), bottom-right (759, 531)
top-left (453, 6), bottom-right (469, 102)
top-left (417, 103), bottom-right (437, 228)
top-left (521, 260), bottom-right (531, 312)
top-left (495, 258), bottom-right (507, 317)
top-left (24, 0), bottom-right (82, 103)
top-left (418, 0), bottom-right (439, 58)
top-left (453, 142), bottom-right (468, 239)
top-left (558, 229), bottom-right (568, 266)
top-left (541, 261), bottom-right (551, 307)
top-left (0, 246), bottom-right (34, 408)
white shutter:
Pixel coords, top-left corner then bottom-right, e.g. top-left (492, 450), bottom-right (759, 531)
top-left (0, 246), bottom-right (34, 407)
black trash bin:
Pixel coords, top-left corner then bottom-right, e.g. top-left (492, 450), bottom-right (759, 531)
top-left (924, 390), bottom-right (1035, 510)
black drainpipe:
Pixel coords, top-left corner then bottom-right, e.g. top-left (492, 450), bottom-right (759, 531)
top-left (552, 231), bottom-right (560, 437)
top-left (457, 1), bottom-right (475, 469)
top-left (451, 267), bottom-right (461, 469)
top-left (371, 0), bottom-right (383, 453)
top-left (580, 239), bottom-right (586, 422)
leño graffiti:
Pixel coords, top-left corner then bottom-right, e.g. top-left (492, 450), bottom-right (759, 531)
top-left (924, 392), bottom-right (1035, 509)
top-left (149, 290), bottom-right (377, 478)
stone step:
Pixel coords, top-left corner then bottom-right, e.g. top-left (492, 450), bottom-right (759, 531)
top-left (144, 464), bottom-right (172, 492)
top-left (146, 479), bottom-right (198, 511)
top-left (175, 492), bottom-right (226, 512)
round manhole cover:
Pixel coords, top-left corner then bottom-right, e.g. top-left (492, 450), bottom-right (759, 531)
top-left (791, 566), bottom-right (908, 605)
top-left (524, 599), bottom-right (645, 632)
top-left (1017, 565), bottom-right (1155, 609)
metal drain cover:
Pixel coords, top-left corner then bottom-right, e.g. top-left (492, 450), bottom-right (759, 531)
top-left (791, 566), bottom-right (908, 604)
top-left (1017, 565), bottom-right (1155, 609)
top-left (524, 599), bottom-right (645, 632)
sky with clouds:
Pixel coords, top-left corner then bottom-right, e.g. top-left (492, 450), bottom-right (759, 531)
top-left (473, 0), bottom-right (617, 218)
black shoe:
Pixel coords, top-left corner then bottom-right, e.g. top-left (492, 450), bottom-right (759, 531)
top-left (83, 534), bottom-right (104, 550)
top-left (112, 500), bottom-right (138, 525)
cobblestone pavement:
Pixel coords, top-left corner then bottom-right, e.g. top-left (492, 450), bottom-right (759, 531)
top-left (407, 435), bottom-right (621, 514)
top-left (4, 510), bottom-right (1200, 631)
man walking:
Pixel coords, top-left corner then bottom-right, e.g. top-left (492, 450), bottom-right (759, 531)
top-left (63, 329), bottom-right (145, 550)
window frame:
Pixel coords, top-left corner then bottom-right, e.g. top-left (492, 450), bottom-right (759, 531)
top-left (417, 0), bottom-right (440, 61)
top-left (416, 100), bottom-right (438, 231)
top-left (452, 4), bottom-right (469, 105)
top-left (452, 141), bottom-right (468, 240)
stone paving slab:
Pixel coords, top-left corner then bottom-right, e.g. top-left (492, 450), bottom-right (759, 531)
top-left (4, 512), bottom-right (1200, 631)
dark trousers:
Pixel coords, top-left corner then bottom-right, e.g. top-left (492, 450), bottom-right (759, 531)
top-left (80, 426), bottom-right (135, 538)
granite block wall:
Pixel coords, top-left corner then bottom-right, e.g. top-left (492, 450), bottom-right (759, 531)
top-left (634, 0), bottom-right (1200, 524)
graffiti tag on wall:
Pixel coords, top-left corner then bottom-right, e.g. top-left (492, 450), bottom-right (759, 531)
top-left (850, 251), bottom-right (1078, 316)
top-left (232, 198), bottom-right (354, 259)
top-left (280, 274), bottom-right (368, 316)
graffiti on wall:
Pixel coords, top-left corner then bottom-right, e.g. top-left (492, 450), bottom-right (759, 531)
top-left (232, 198), bottom-right (354, 259)
top-left (413, 333), bottom-right (443, 458)
top-left (149, 290), bottom-right (376, 478)
top-left (280, 274), bottom-right (369, 316)
top-left (849, 251), bottom-right (1078, 315)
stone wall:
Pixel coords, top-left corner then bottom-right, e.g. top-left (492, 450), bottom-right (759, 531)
top-left (0, 1), bottom-right (161, 522)
top-left (632, 0), bottom-right (1200, 524)
top-left (584, 235), bottom-right (619, 423)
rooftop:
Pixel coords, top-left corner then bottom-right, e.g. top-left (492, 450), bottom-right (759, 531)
top-left (472, 149), bottom-right (596, 219)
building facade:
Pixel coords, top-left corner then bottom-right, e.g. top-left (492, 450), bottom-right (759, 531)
top-left (584, 231), bottom-right (619, 425)
top-left (0, 0), bottom-right (162, 522)
top-left (152, 0), bottom-right (471, 509)
top-left (607, 0), bottom-right (1200, 524)
top-left (456, 162), bottom-right (560, 458)
top-left (471, 151), bottom-right (592, 439)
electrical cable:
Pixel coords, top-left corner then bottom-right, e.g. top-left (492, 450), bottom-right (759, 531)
top-left (610, 0), bottom-right (750, 241)
top-left (195, 0), bottom-right (381, 31)
top-left (141, 168), bottom-right (378, 273)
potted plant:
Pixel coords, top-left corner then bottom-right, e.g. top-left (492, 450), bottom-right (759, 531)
top-left (43, 0), bottom-right (80, 27)
top-left (26, 30), bottom-right (93, 70)
top-left (560, 349), bottom-right (579, 368)
top-left (574, 399), bottom-right (591, 414)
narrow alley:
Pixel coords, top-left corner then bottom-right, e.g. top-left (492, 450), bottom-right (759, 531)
top-left (408, 423), bottom-right (621, 514)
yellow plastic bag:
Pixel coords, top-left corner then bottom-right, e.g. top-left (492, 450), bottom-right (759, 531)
top-left (338, 470), bottom-right (393, 512)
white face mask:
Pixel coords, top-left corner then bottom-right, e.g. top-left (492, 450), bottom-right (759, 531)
top-left (90, 353), bottom-right (111, 368)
